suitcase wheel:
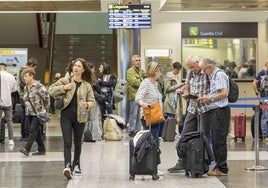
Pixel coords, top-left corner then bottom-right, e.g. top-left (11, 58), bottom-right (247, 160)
top-left (129, 174), bottom-right (135, 180)
top-left (152, 174), bottom-right (159, 180)
top-left (185, 172), bottom-right (190, 178)
top-left (234, 137), bottom-right (237, 142)
top-left (242, 137), bottom-right (245, 142)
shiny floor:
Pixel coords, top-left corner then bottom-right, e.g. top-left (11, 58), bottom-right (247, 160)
top-left (1, 113), bottom-right (268, 188)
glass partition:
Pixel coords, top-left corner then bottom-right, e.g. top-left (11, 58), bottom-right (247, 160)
top-left (182, 38), bottom-right (257, 81)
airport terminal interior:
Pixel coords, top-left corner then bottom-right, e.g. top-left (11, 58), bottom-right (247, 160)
top-left (2, 0), bottom-right (268, 188)
top-left (1, 112), bottom-right (268, 188)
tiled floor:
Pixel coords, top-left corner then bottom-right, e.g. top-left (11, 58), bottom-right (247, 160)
top-left (1, 113), bottom-right (268, 188)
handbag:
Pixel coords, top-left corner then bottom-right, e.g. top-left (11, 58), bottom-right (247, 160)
top-left (27, 92), bottom-right (50, 125)
top-left (54, 97), bottom-right (64, 110)
top-left (36, 112), bottom-right (50, 124)
top-left (143, 102), bottom-right (165, 126)
top-left (54, 77), bottom-right (72, 110)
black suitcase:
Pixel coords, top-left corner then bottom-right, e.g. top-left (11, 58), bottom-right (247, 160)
top-left (182, 134), bottom-right (211, 178)
top-left (129, 138), bottom-right (159, 180)
top-left (0, 117), bottom-right (6, 143)
top-left (251, 114), bottom-right (263, 139)
top-left (177, 114), bottom-right (214, 178)
top-left (161, 117), bottom-right (176, 142)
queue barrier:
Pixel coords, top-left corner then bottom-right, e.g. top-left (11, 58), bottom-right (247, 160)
top-left (229, 97), bottom-right (268, 171)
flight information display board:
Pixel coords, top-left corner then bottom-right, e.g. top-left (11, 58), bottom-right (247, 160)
top-left (108, 4), bottom-right (151, 29)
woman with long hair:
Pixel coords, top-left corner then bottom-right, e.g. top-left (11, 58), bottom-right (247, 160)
top-left (49, 58), bottom-right (95, 180)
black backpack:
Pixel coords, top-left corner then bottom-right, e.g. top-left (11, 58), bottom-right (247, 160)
top-left (228, 77), bottom-right (239, 103)
top-left (215, 70), bottom-right (239, 103)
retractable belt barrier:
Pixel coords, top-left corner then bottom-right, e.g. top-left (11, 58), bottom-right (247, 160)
top-left (229, 97), bottom-right (268, 171)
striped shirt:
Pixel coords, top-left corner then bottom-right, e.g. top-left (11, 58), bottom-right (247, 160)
top-left (208, 68), bottom-right (229, 109)
top-left (185, 70), bottom-right (210, 114)
top-left (135, 78), bottom-right (162, 117)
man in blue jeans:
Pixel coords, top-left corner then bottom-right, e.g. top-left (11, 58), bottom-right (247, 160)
top-left (126, 55), bottom-right (145, 137)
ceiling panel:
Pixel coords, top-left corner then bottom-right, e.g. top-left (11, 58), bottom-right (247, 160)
top-left (0, 1), bottom-right (101, 11)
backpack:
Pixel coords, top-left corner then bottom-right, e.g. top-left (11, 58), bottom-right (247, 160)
top-left (113, 78), bottom-right (127, 103)
top-left (228, 77), bottom-right (239, 103)
top-left (260, 71), bottom-right (268, 92)
top-left (215, 70), bottom-right (239, 103)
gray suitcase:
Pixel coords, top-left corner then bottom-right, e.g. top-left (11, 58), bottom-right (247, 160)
top-left (161, 117), bottom-right (176, 142)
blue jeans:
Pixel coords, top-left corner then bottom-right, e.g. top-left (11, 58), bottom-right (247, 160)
top-left (0, 106), bottom-right (14, 140)
top-left (141, 116), bottom-right (160, 148)
top-left (128, 100), bottom-right (141, 133)
top-left (261, 109), bottom-right (268, 138)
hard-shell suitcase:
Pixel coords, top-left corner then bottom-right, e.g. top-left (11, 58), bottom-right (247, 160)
top-left (129, 139), bottom-right (159, 180)
top-left (234, 113), bottom-right (246, 141)
top-left (161, 117), bottom-right (176, 142)
top-left (0, 117), bottom-right (6, 143)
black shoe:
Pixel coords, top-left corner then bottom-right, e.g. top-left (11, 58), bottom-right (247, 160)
top-left (167, 163), bottom-right (184, 173)
top-left (129, 131), bottom-right (137, 137)
top-left (20, 148), bottom-right (29, 156)
top-left (32, 151), bottom-right (46, 155)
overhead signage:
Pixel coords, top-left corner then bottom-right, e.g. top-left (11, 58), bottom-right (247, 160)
top-left (182, 22), bottom-right (258, 38)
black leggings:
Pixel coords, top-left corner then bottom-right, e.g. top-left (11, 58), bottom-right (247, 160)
top-left (61, 109), bottom-right (85, 167)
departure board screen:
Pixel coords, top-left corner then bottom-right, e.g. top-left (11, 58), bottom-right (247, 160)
top-left (108, 4), bottom-right (151, 29)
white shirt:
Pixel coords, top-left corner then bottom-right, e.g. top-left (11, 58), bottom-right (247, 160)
top-left (0, 71), bottom-right (17, 107)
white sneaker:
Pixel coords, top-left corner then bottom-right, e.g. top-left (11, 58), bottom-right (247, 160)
top-left (157, 170), bottom-right (164, 176)
top-left (9, 140), bottom-right (14, 145)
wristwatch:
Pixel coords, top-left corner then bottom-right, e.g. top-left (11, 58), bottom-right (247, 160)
top-left (211, 97), bottom-right (215, 102)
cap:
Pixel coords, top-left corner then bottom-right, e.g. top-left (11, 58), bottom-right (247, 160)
top-left (0, 62), bottom-right (7, 67)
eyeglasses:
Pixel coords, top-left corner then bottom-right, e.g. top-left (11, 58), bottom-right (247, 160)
top-left (203, 65), bottom-right (211, 72)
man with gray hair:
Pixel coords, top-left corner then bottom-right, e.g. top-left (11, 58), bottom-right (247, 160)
top-left (126, 55), bottom-right (145, 137)
top-left (199, 57), bottom-right (230, 176)
top-left (168, 54), bottom-right (211, 173)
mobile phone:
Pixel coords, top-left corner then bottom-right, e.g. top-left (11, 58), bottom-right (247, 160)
top-left (184, 94), bottom-right (198, 99)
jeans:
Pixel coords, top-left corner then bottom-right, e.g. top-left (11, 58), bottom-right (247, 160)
top-left (141, 116), bottom-right (160, 148)
top-left (24, 116), bottom-right (45, 152)
top-left (61, 109), bottom-right (85, 167)
top-left (0, 106), bottom-right (14, 140)
top-left (209, 106), bottom-right (230, 174)
top-left (99, 102), bottom-right (113, 126)
top-left (261, 109), bottom-right (268, 138)
top-left (128, 100), bottom-right (141, 133)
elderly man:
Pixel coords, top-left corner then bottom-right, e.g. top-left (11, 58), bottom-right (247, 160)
top-left (126, 55), bottom-right (145, 137)
top-left (168, 54), bottom-right (210, 173)
top-left (199, 57), bottom-right (230, 176)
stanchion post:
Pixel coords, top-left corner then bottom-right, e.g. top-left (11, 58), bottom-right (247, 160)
top-left (245, 104), bottom-right (268, 171)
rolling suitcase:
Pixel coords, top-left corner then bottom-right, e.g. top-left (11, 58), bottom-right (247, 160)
top-left (161, 117), bottom-right (176, 142)
top-left (177, 113), bottom-right (214, 178)
top-left (251, 114), bottom-right (263, 139)
top-left (129, 137), bottom-right (159, 180)
top-left (129, 106), bottom-right (160, 181)
top-left (234, 113), bottom-right (246, 141)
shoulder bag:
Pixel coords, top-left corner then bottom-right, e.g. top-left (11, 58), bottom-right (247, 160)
top-left (143, 102), bottom-right (165, 126)
top-left (54, 77), bottom-right (72, 110)
top-left (27, 92), bottom-right (50, 125)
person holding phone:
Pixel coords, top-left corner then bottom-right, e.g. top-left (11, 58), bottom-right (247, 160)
top-left (167, 54), bottom-right (211, 173)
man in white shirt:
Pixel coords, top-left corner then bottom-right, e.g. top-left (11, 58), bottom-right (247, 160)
top-left (0, 62), bottom-right (17, 145)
